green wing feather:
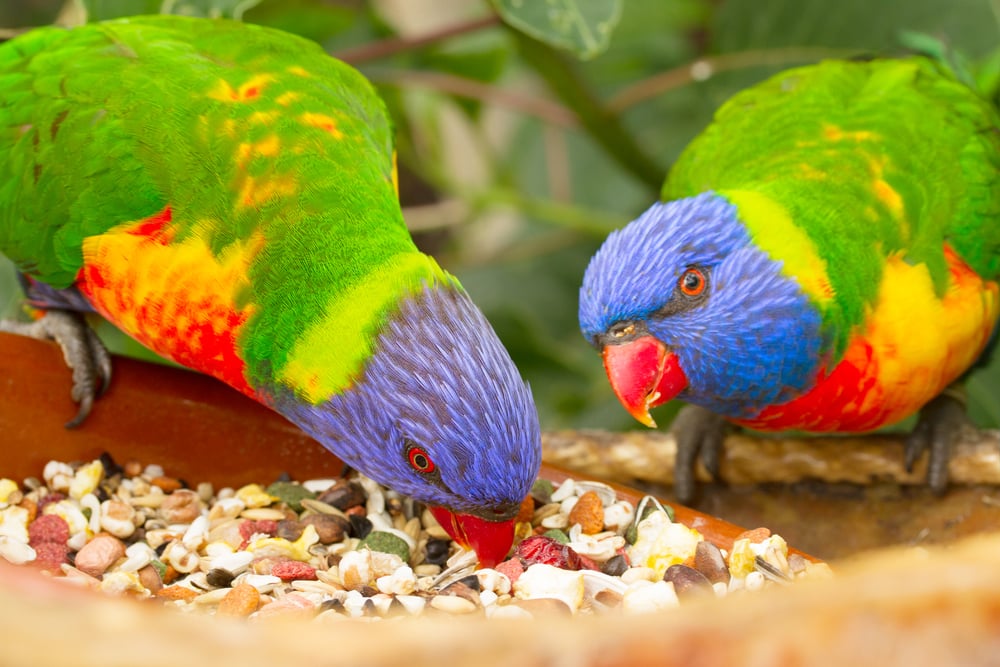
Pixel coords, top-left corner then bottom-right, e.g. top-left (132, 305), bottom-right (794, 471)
top-left (0, 16), bottom-right (438, 397)
top-left (663, 58), bottom-right (1000, 356)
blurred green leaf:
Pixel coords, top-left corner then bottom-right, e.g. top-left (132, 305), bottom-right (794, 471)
top-left (81, 0), bottom-right (264, 21)
top-left (242, 0), bottom-right (356, 44)
top-left (491, 0), bottom-right (622, 60)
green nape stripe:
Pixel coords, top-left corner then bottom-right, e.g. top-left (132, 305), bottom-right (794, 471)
top-left (276, 251), bottom-right (452, 403)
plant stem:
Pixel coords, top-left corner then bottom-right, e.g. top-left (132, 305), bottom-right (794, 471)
top-left (511, 31), bottom-right (665, 195)
top-left (333, 14), bottom-right (502, 64)
top-left (608, 46), bottom-right (860, 112)
top-left (366, 68), bottom-right (578, 127)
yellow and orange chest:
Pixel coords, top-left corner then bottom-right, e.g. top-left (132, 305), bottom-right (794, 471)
top-left (737, 245), bottom-right (999, 433)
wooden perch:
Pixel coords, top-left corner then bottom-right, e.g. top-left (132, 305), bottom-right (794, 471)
top-left (541, 427), bottom-right (1000, 488)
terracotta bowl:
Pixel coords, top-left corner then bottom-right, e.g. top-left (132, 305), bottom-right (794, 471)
top-left (4, 332), bottom-right (1000, 667)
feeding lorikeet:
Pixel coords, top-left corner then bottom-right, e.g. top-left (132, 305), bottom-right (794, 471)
top-left (580, 57), bottom-right (1000, 501)
top-left (0, 15), bottom-right (541, 567)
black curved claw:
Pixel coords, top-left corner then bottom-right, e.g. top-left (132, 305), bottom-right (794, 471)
top-left (904, 387), bottom-right (969, 495)
top-left (0, 310), bottom-right (112, 427)
top-left (670, 404), bottom-right (729, 503)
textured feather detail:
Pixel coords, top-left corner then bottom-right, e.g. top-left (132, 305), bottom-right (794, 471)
top-left (738, 245), bottom-right (999, 431)
top-left (664, 58), bottom-right (1000, 359)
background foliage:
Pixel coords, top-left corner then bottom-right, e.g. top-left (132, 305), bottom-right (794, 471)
top-left (2, 0), bottom-right (999, 432)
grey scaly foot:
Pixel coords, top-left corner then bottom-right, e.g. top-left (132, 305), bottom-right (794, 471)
top-left (904, 386), bottom-right (969, 495)
top-left (0, 310), bottom-right (112, 427)
top-left (670, 404), bottom-right (729, 503)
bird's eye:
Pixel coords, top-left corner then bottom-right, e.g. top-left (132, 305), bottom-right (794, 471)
top-left (612, 323), bottom-right (635, 338)
top-left (679, 267), bottom-right (706, 297)
top-left (407, 445), bottom-right (436, 474)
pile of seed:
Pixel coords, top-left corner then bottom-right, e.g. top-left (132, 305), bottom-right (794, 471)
top-left (0, 455), bottom-right (830, 620)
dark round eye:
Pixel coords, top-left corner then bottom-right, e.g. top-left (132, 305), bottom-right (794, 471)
top-left (679, 267), bottom-right (706, 297)
top-left (407, 446), bottom-right (436, 474)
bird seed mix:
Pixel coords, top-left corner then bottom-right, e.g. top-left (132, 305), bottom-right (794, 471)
top-left (0, 454), bottom-right (831, 620)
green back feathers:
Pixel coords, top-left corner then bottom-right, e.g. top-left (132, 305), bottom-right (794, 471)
top-left (0, 16), bottom-right (441, 399)
top-left (664, 58), bottom-right (1000, 356)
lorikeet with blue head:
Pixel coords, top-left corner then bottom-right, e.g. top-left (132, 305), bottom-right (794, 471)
top-left (0, 15), bottom-right (541, 567)
top-left (580, 57), bottom-right (1000, 501)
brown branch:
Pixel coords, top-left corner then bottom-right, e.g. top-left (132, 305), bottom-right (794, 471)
top-left (542, 427), bottom-right (1000, 488)
top-left (333, 14), bottom-right (502, 65)
top-left (607, 47), bottom-right (863, 113)
top-left (365, 68), bottom-right (580, 127)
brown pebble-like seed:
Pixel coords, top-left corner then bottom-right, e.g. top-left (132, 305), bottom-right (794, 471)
top-left (74, 534), bottom-right (126, 577)
top-left (736, 527), bottom-right (771, 543)
top-left (509, 597), bottom-right (573, 617)
top-left (317, 480), bottom-right (366, 511)
top-left (664, 564), bottom-right (714, 598)
top-left (301, 513), bottom-right (349, 544)
top-left (694, 540), bottom-right (730, 585)
top-left (568, 491), bottom-right (605, 535)
top-left (138, 564), bottom-right (163, 594)
top-left (150, 476), bottom-right (183, 493)
top-left (123, 460), bottom-right (143, 478)
top-left (217, 583), bottom-right (260, 617)
top-left (275, 519), bottom-right (304, 541)
top-left (160, 489), bottom-right (202, 524)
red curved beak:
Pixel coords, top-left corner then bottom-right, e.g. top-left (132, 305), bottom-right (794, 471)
top-left (428, 506), bottom-right (515, 568)
top-left (601, 335), bottom-right (688, 427)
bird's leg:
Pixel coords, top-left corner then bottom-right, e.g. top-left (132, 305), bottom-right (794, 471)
top-left (904, 385), bottom-right (970, 495)
top-left (669, 404), bottom-right (730, 503)
top-left (0, 310), bottom-right (112, 427)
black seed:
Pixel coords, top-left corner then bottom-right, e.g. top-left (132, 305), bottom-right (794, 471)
top-left (601, 554), bottom-right (629, 577)
top-left (206, 568), bottom-right (235, 588)
top-left (349, 515), bottom-right (372, 540)
top-left (424, 538), bottom-right (451, 566)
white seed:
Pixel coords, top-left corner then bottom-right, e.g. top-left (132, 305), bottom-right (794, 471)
top-left (539, 513), bottom-right (568, 530)
top-left (550, 478), bottom-right (576, 502)
top-left (0, 536), bottom-right (35, 564)
top-left (486, 604), bottom-right (533, 620)
top-left (236, 573), bottom-right (282, 592)
top-left (302, 479), bottom-right (337, 493)
top-left (182, 515), bottom-right (210, 550)
top-left (80, 493), bottom-right (101, 535)
top-left (193, 588), bottom-right (232, 605)
top-left (339, 549), bottom-right (373, 589)
top-left (66, 531), bottom-right (89, 551)
top-left (162, 541), bottom-right (199, 573)
top-left (99, 571), bottom-right (148, 598)
top-left (745, 571), bottom-right (766, 591)
top-left (240, 508), bottom-right (286, 521)
top-left (42, 461), bottom-right (73, 493)
top-left (476, 568), bottom-right (512, 596)
top-left (430, 594), bottom-right (478, 614)
top-left (0, 506), bottom-right (29, 541)
top-left (480, 590), bottom-right (499, 607)
top-left (208, 497), bottom-right (246, 522)
top-left (208, 550), bottom-right (254, 574)
top-left (573, 481), bottom-right (617, 507)
top-left (117, 542), bottom-right (155, 573)
top-left (395, 594), bottom-right (426, 616)
top-left (514, 564), bottom-right (584, 613)
top-left (622, 580), bottom-right (679, 614)
top-left (620, 567), bottom-right (658, 584)
top-left (100, 499), bottom-right (138, 539)
top-left (603, 501), bottom-right (635, 531)
top-left (376, 565), bottom-right (416, 595)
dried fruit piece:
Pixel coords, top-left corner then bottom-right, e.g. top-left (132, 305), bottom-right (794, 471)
top-left (514, 535), bottom-right (599, 571)
top-left (217, 583), bottom-right (260, 616)
top-left (27, 514), bottom-right (69, 546)
top-left (271, 559), bottom-right (317, 581)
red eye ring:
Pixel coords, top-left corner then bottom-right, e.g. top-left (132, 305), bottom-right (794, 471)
top-left (407, 446), bottom-right (436, 474)
top-left (679, 267), bottom-right (706, 296)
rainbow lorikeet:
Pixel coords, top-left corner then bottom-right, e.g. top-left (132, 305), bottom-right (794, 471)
top-left (0, 15), bottom-right (541, 566)
top-left (580, 57), bottom-right (1000, 501)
